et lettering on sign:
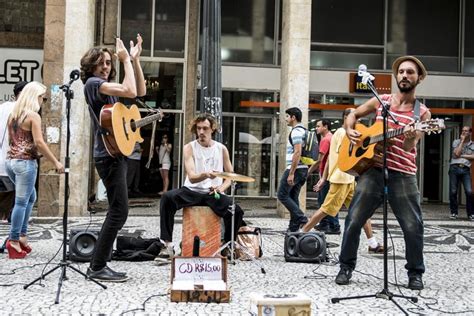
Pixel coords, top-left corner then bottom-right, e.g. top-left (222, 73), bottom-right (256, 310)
top-left (0, 59), bottom-right (40, 84)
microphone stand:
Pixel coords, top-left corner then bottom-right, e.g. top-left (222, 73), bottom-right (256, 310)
top-left (24, 75), bottom-right (106, 303)
top-left (331, 77), bottom-right (418, 315)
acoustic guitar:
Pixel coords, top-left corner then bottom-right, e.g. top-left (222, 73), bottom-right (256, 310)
top-left (338, 119), bottom-right (445, 176)
top-left (100, 102), bottom-right (162, 157)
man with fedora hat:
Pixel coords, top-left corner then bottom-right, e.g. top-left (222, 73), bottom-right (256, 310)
top-left (335, 56), bottom-right (430, 290)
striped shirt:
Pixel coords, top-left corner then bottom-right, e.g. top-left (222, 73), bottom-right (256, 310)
top-left (374, 94), bottom-right (428, 175)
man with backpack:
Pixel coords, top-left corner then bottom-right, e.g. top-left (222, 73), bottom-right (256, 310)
top-left (278, 107), bottom-right (309, 232)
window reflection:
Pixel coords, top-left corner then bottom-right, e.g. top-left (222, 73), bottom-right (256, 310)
top-left (218, 0), bottom-right (275, 64)
top-left (121, 0), bottom-right (186, 58)
top-left (154, 0), bottom-right (186, 57)
top-left (121, 0), bottom-right (153, 56)
top-left (140, 62), bottom-right (184, 109)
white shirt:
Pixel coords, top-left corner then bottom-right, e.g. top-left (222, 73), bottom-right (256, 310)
top-left (0, 101), bottom-right (15, 176)
top-left (183, 140), bottom-right (224, 194)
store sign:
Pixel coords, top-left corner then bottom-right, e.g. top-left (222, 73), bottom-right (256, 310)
top-left (349, 73), bottom-right (392, 94)
top-left (0, 48), bottom-right (43, 102)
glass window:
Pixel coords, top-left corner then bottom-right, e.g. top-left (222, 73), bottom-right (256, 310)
top-left (121, 0), bottom-right (153, 56)
top-left (464, 0), bottom-right (474, 73)
top-left (466, 101), bottom-right (474, 109)
top-left (221, 91), bottom-right (277, 114)
top-left (217, 0), bottom-right (275, 64)
top-left (387, 0), bottom-right (459, 72)
top-left (121, 0), bottom-right (186, 58)
top-left (311, 0), bottom-right (384, 45)
top-left (282, 0), bottom-right (384, 69)
top-left (124, 62), bottom-right (184, 109)
top-left (154, 0), bottom-right (186, 58)
top-left (233, 117), bottom-right (273, 196)
top-left (220, 115), bottom-right (273, 197)
top-left (425, 99), bottom-right (461, 109)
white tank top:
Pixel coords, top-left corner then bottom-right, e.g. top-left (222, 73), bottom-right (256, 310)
top-left (158, 144), bottom-right (171, 164)
top-left (184, 140), bottom-right (224, 193)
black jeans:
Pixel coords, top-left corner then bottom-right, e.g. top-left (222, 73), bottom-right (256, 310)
top-left (160, 187), bottom-right (244, 243)
top-left (90, 156), bottom-right (129, 271)
top-left (126, 158), bottom-right (141, 193)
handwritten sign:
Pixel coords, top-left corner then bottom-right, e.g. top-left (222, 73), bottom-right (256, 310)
top-left (174, 257), bottom-right (223, 281)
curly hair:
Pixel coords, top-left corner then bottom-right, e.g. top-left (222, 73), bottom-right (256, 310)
top-left (189, 113), bottom-right (219, 136)
top-left (80, 47), bottom-right (116, 84)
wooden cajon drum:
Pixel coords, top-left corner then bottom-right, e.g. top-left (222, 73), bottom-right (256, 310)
top-left (182, 206), bottom-right (222, 257)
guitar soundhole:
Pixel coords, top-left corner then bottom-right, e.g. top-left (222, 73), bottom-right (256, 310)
top-left (355, 137), bottom-right (370, 157)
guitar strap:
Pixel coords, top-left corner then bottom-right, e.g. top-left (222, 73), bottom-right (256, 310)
top-left (413, 99), bottom-right (421, 122)
top-left (87, 106), bottom-right (110, 136)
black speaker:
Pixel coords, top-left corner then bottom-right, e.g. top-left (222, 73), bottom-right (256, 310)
top-left (68, 229), bottom-right (101, 262)
top-left (284, 231), bottom-right (327, 263)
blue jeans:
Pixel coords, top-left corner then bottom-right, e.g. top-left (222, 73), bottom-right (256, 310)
top-left (449, 164), bottom-right (473, 216)
top-left (277, 168), bottom-right (308, 231)
top-left (339, 168), bottom-right (425, 277)
top-left (6, 159), bottom-right (38, 241)
top-left (318, 181), bottom-right (340, 229)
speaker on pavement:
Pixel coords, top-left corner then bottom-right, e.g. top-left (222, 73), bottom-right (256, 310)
top-left (68, 229), bottom-right (102, 262)
top-left (284, 231), bottom-right (327, 263)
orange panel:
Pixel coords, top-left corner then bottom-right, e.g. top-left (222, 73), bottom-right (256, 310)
top-left (182, 206), bottom-right (222, 257)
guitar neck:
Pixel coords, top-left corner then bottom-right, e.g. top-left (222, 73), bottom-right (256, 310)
top-left (370, 126), bottom-right (405, 144)
top-left (133, 113), bottom-right (162, 129)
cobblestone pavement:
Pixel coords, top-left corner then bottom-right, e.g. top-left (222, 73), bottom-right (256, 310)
top-left (0, 198), bottom-right (473, 315)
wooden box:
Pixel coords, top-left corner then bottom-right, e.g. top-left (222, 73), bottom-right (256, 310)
top-left (249, 293), bottom-right (311, 316)
top-left (182, 206), bottom-right (221, 257)
top-left (170, 257), bottom-right (230, 303)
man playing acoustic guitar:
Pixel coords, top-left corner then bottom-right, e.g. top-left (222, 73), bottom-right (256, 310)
top-left (80, 34), bottom-right (146, 282)
top-left (335, 56), bottom-right (431, 291)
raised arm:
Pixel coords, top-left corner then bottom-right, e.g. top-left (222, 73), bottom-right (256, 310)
top-left (99, 38), bottom-right (137, 98)
top-left (130, 34), bottom-right (146, 97)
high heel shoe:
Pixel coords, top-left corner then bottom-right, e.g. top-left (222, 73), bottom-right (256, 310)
top-left (6, 240), bottom-right (27, 259)
top-left (19, 242), bottom-right (32, 254)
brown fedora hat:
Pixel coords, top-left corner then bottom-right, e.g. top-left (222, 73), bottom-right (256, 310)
top-left (392, 56), bottom-right (427, 80)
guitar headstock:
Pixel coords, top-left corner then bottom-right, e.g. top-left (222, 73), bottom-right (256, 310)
top-left (415, 118), bottom-right (446, 135)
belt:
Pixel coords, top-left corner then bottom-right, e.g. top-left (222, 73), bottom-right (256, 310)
top-left (453, 163), bottom-right (469, 168)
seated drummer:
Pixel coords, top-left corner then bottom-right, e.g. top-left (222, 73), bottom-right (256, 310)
top-left (155, 113), bottom-right (244, 263)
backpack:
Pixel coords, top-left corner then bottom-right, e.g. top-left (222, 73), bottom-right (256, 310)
top-left (289, 126), bottom-right (319, 166)
top-left (235, 226), bottom-right (263, 260)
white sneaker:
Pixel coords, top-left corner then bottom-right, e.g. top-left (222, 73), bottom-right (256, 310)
top-left (154, 245), bottom-right (175, 264)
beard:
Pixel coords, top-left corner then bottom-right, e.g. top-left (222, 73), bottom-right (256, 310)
top-left (397, 79), bottom-right (417, 92)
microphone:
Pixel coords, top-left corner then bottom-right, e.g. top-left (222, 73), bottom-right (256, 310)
top-left (357, 64), bottom-right (375, 84)
top-left (68, 69), bottom-right (80, 85)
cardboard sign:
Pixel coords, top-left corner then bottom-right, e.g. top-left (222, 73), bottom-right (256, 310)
top-left (173, 257), bottom-right (223, 281)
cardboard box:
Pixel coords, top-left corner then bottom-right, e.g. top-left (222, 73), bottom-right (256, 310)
top-left (249, 293), bottom-right (311, 316)
top-left (170, 257), bottom-right (230, 303)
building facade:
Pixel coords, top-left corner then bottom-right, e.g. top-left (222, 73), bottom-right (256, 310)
top-left (1, 0), bottom-right (474, 216)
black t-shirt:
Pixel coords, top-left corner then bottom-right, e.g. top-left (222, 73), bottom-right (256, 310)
top-left (84, 76), bottom-right (118, 158)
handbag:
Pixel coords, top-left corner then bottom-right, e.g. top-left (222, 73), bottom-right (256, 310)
top-left (235, 226), bottom-right (263, 260)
